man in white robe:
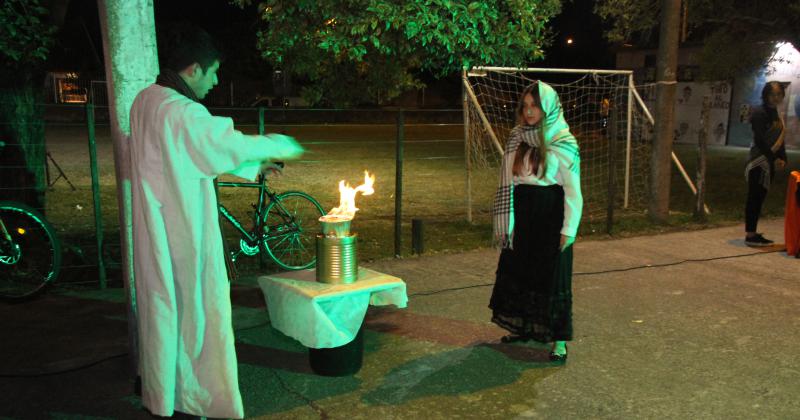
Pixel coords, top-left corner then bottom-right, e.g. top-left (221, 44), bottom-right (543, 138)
top-left (129, 26), bottom-right (302, 418)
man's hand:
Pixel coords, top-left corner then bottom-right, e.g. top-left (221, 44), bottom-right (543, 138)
top-left (269, 134), bottom-right (304, 160)
top-left (560, 235), bottom-right (575, 251)
top-left (259, 161), bottom-right (283, 177)
top-left (776, 158), bottom-right (786, 171)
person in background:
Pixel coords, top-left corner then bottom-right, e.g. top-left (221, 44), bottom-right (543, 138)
top-left (744, 81), bottom-right (787, 247)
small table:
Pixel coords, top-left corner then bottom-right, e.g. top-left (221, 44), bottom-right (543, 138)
top-left (257, 267), bottom-right (407, 376)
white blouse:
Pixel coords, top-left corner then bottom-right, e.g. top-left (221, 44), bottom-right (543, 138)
top-left (513, 147), bottom-right (583, 237)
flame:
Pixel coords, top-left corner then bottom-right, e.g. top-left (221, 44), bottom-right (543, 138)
top-left (320, 171), bottom-right (375, 222)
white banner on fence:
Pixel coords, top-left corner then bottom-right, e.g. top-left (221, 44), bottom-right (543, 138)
top-left (672, 82), bottom-right (732, 145)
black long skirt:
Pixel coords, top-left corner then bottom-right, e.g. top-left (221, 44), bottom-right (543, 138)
top-left (489, 184), bottom-right (573, 343)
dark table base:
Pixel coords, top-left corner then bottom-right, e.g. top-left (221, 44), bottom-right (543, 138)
top-left (308, 327), bottom-right (364, 376)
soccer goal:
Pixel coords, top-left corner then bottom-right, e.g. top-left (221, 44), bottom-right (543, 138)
top-left (462, 66), bottom-right (702, 232)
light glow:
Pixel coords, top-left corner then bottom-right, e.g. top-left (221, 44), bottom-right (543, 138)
top-left (767, 42), bottom-right (799, 76)
top-left (16, 227), bottom-right (26, 235)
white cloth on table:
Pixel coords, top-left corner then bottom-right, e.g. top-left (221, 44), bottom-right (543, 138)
top-left (257, 268), bottom-right (407, 349)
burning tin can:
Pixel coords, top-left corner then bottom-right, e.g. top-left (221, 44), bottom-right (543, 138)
top-left (316, 218), bottom-right (358, 284)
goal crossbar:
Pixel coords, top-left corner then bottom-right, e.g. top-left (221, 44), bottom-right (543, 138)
top-left (463, 66), bottom-right (709, 229)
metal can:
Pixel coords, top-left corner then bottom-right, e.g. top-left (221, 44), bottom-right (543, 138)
top-left (315, 233), bottom-right (358, 284)
top-left (320, 219), bottom-right (351, 238)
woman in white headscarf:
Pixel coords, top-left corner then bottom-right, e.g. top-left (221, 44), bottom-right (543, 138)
top-left (489, 81), bottom-right (582, 364)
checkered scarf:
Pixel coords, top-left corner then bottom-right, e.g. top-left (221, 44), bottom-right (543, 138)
top-left (492, 126), bottom-right (539, 248)
top-left (492, 82), bottom-right (580, 249)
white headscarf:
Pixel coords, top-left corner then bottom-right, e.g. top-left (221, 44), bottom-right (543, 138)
top-left (492, 81), bottom-right (580, 248)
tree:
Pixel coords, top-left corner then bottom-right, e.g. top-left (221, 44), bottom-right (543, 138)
top-left (595, 0), bottom-right (800, 81)
top-left (650, 0), bottom-right (680, 223)
top-left (0, 0), bottom-right (56, 208)
top-left (596, 0), bottom-right (800, 222)
top-left (233, 0), bottom-right (561, 107)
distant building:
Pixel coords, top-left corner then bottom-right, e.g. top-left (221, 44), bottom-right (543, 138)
top-left (727, 43), bottom-right (800, 150)
top-left (616, 42), bottom-right (799, 149)
top-left (44, 72), bottom-right (111, 106)
top-left (46, 72), bottom-right (88, 104)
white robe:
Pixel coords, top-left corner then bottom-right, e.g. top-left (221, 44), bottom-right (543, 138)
top-left (129, 85), bottom-right (290, 418)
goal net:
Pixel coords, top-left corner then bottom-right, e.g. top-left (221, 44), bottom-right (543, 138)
top-left (463, 67), bottom-right (656, 230)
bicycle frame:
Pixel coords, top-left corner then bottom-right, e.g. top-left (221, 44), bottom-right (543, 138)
top-left (0, 217), bottom-right (11, 253)
top-left (217, 175), bottom-right (303, 244)
top-left (0, 216), bottom-right (10, 243)
top-left (217, 175), bottom-right (273, 245)
top-left (0, 216), bottom-right (20, 265)
top-left (217, 172), bottom-right (324, 270)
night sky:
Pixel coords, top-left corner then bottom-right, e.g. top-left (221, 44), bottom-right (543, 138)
top-left (540, 0), bottom-right (615, 70)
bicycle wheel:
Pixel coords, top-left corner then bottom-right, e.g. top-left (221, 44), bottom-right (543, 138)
top-left (0, 201), bottom-right (62, 301)
top-left (261, 191), bottom-right (324, 270)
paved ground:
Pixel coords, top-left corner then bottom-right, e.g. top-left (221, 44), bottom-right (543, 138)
top-left (1, 218), bottom-right (798, 419)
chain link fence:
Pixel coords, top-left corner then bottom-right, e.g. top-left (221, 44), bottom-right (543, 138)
top-left (3, 102), bottom-right (499, 285)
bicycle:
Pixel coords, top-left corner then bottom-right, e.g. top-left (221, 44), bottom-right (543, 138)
top-left (0, 139), bottom-right (62, 301)
top-left (0, 140), bottom-right (63, 302)
top-left (218, 165), bottom-right (324, 271)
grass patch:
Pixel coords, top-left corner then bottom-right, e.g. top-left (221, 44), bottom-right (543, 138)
top-left (40, 123), bottom-right (799, 280)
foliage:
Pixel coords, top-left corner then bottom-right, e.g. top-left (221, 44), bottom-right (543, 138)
top-left (595, 0), bottom-right (800, 80)
top-left (0, 0), bottom-right (54, 207)
top-left (232, 0), bottom-right (561, 107)
top-left (0, 0), bottom-right (56, 84)
top-left (0, 88), bottom-right (46, 206)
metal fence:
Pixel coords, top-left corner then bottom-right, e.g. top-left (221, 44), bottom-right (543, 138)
top-left (1, 102), bottom-right (114, 289)
top-left (2, 103), bottom-right (489, 288)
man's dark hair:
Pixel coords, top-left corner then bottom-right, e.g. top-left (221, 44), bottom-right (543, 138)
top-left (761, 81), bottom-right (786, 105)
top-left (158, 23), bottom-right (223, 72)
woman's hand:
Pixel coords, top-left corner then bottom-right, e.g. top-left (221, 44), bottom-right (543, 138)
top-left (560, 235), bottom-right (575, 251)
top-left (494, 233), bottom-right (508, 248)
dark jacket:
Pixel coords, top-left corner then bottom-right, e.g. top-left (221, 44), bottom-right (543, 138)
top-left (749, 105), bottom-right (787, 163)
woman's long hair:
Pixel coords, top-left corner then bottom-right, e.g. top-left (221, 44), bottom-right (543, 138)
top-left (761, 81), bottom-right (786, 107)
top-left (512, 82), bottom-right (547, 176)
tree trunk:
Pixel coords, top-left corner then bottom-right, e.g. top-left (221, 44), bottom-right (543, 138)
top-left (97, 0), bottom-right (159, 379)
top-left (649, 0), bottom-right (681, 223)
top-left (0, 85), bottom-right (47, 210)
top-left (695, 95), bottom-right (709, 221)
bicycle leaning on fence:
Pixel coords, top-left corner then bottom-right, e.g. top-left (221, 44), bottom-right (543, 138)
top-left (0, 143), bottom-right (63, 301)
top-left (218, 163), bottom-right (324, 271)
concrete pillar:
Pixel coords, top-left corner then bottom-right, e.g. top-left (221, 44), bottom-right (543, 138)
top-left (96, 0), bottom-right (159, 376)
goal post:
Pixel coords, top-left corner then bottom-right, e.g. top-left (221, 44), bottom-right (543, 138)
top-left (462, 66), bottom-right (706, 232)
top-left (629, 82), bottom-right (711, 215)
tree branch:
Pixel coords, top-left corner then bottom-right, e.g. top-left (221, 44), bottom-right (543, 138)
top-left (703, 16), bottom-right (781, 27)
